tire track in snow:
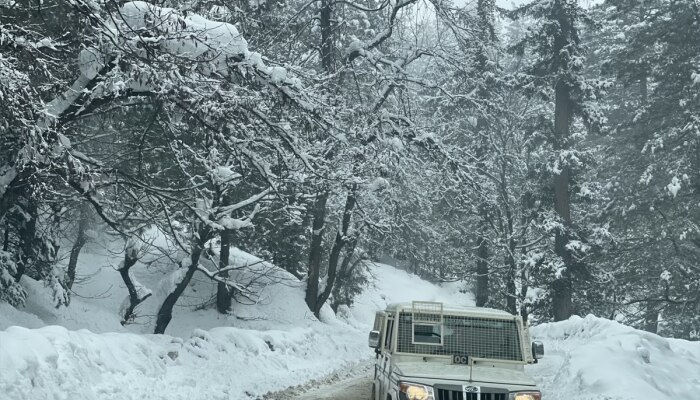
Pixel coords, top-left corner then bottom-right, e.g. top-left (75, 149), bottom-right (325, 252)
top-left (261, 361), bottom-right (372, 400)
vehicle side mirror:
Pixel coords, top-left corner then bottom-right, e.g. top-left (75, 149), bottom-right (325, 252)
top-left (532, 340), bottom-right (544, 359)
top-left (368, 330), bottom-right (380, 348)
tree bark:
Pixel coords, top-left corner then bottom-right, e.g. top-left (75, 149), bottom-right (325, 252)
top-left (475, 215), bottom-right (489, 307)
top-left (552, 78), bottom-right (574, 322)
top-left (505, 249), bottom-right (517, 315)
top-left (473, 0), bottom-right (494, 309)
top-left (305, 0), bottom-right (335, 317)
top-left (319, 0), bottom-right (334, 73)
top-left (216, 230), bottom-right (232, 314)
top-left (520, 267), bottom-right (529, 323)
top-left (155, 228), bottom-right (210, 334)
top-left (314, 190), bottom-right (356, 317)
top-left (643, 301), bottom-right (658, 333)
top-left (0, 172), bottom-right (23, 224)
top-left (330, 240), bottom-right (359, 313)
top-left (119, 249), bottom-right (148, 325)
top-left (65, 202), bottom-right (90, 291)
top-left (2, 219), bottom-right (9, 252)
top-left (15, 195), bottom-right (38, 282)
top-left (501, 157), bottom-right (518, 315)
top-left (305, 192), bottom-right (329, 313)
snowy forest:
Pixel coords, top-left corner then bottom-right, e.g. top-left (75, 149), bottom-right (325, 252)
top-left (1, 0), bottom-right (699, 341)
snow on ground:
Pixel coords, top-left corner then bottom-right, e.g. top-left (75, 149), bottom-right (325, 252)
top-left (346, 261), bottom-right (474, 328)
top-left (0, 244), bottom-right (465, 399)
top-left (2, 246), bottom-right (699, 400)
top-left (529, 314), bottom-right (700, 400)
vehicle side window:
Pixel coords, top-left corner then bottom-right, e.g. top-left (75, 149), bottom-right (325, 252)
top-left (373, 313), bottom-right (383, 331)
top-left (413, 323), bottom-right (443, 345)
top-left (384, 319), bottom-right (394, 351)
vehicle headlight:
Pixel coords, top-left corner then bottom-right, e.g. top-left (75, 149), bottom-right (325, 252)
top-left (399, 382), bottom-right (435, 400)
top-left (509, 391), bottom-right (542, 400)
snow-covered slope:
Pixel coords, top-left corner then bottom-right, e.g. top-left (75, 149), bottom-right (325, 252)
top-left (347, 261), bottom-right (474, 328)
top-left (529, 314), bottom-right (700, 400)
top-left (2, 252), bottom-right (699, 400)
top-left (0, 253), bottom-right (466, 399)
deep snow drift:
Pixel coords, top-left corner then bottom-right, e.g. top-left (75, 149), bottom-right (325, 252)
top-left (528, 315), bottom-right (700, 400)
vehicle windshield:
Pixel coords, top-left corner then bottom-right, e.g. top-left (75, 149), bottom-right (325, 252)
top-left (396, 312), bottom-right (523, 361)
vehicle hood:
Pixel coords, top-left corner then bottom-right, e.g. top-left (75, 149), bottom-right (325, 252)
top-left (393, 361), bottom-right (535, 386)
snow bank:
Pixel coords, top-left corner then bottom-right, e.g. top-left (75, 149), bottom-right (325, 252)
top-left (0, 326), bottom-right (167, 400)
top-left (4, 247), bottom-right (699, 400)
top-left (0, 253), bottom-right (473, 399)
top-left (528, 314), bottom-right (700, 400)
top-left (0, 323), bottom-right (368, 400)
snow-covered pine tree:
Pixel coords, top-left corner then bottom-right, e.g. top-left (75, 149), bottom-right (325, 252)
top-left (509, 0), bottom-right (607, 321)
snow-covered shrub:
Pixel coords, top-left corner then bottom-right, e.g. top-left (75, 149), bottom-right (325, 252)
top-left (0, 250), bottom-right (26, 307)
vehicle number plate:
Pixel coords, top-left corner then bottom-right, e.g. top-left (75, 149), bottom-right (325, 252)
top-left (452, 354), bottom-right (470, 364)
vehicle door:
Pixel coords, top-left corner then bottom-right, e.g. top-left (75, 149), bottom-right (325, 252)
top-left (378, 315), bottom-right (395, 400)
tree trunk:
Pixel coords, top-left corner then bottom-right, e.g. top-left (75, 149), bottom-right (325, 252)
top-left (500, 156), bottom-right (518, 315)
top-left (520, 267), bottom-right (529, 323)
top-left (319, 0), bottom-right (334, 73)
top-left (552, 78), bottom-right (574, 322)
top-left (216, 230), bottom-right (232, 314)
top-left (505, 218), bottom-right (517, 315)
top-left (505, 246), bottom-right (517, 315)
top-left (304, 0), bottom-right (337, 317)
top-left (0, 172), bottom-right (23, 224)
top-left (65, 203), bottom-right (90, 291)
top-left (305, 192), bottom-right (329, 313)
top-left (155, 228), bottom-right (210, 334)
top-left (314, 190), bottom-right (356, 317)
top-left (473, 0), bottom-right (494, 309)
top-left (330, 240), bottom-right (357, 313)
top-left (643, 301), bottom-right (658, 333)
top-left (2, 219), bottom-right (9, 252)
top-left (15, 195), bottom-right (38, 282)
top-left (120, 249), bottom-right (149, 325)
top-left (475, 215), bottom-right (489, 307)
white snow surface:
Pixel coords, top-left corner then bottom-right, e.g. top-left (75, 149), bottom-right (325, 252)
top-left (1, 248), bottom-right (699, 400)
top-left (0, 243), bottom-right (468, 399)
top-left (347, 262), bottom-right (473, 328)
top-left (119, 1), bottom-right (248, 68)
top-left (528, 314), bottom-right (700, 400)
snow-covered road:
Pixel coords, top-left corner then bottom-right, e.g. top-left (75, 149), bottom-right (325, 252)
top-left (263, 362), bottom-right (373, 400)
top-left (292, 373), bottom-right (372, 400)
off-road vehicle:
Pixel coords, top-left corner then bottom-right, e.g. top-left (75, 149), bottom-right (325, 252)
top-left (368, 301), bottom-right (544, 400)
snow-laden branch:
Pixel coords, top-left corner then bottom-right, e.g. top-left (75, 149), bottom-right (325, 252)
top-left (28, 1), bottom-right (327, 237)
top-left (195, 263), bottom-right (260, 303)
top-left (45, 0), bottom-right (323, 138)
top-left (216, 188), bottom-right (271, 219)
top-left (117, 1), bottom-right (308, 92)
top-left (344, 0), bottom-right (419, 63)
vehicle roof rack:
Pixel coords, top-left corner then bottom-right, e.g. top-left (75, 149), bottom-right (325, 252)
top-left (411, 301), bottom-right (444, 324)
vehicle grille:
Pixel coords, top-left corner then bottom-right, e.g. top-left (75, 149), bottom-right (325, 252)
top-left (435, 389), bottom-right (507, 400)
top-left (396, 312), bottom-right (523, 361)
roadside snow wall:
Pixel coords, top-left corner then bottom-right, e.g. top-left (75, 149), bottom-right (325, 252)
top-left (528, 314), bottom-right (700, 400)
top-left (0, 324), bottom-right (368, 400)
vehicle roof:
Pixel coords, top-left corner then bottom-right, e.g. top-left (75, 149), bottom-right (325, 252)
top-left (384, 302), bottom-right (515, 318)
